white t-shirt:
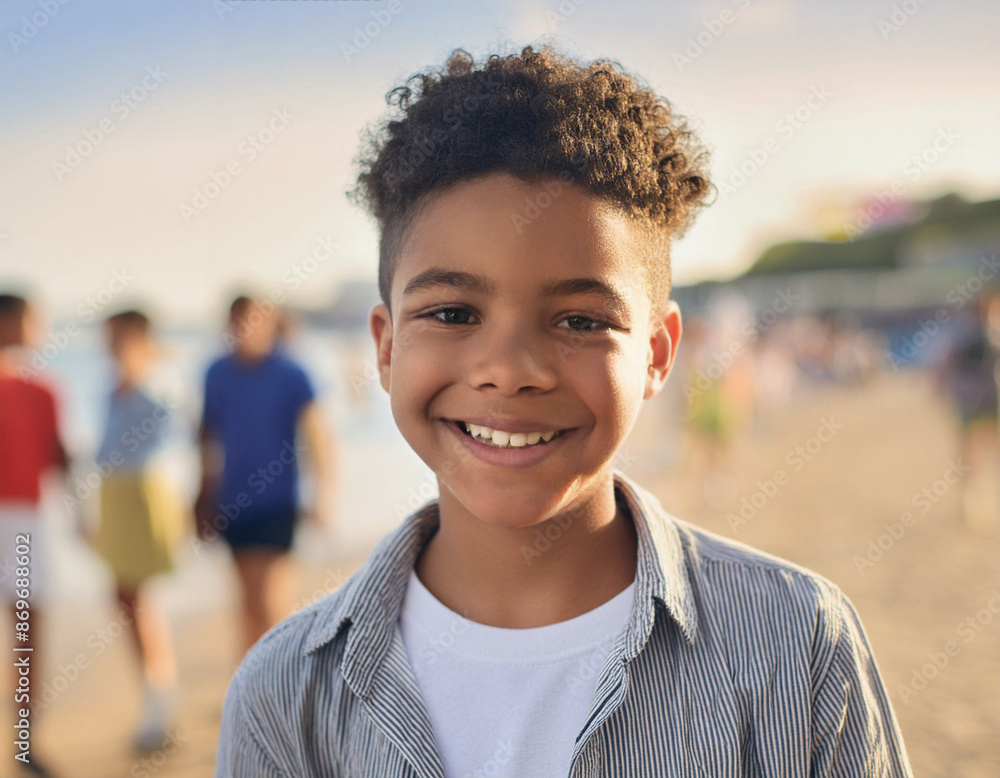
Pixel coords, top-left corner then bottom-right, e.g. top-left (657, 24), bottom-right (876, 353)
top-left (399, 570), bottom-right (635, 778)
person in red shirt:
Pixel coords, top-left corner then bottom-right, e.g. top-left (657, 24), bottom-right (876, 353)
top-left (0, 293), bottom-right (70, 777)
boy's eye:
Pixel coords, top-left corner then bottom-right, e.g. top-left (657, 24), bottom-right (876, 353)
top-left (417, 308), bottom-right (611, 332)
top-left (558, 315), bottom-right (611, 333)
top-left (421, 307), bottom-right (475, 325)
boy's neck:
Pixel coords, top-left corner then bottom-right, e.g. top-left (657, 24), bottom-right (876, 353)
top-left (413, 472), bottom-right (638, 629)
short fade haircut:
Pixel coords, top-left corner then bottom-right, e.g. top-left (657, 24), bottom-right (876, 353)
top-left (351, 45), bottom-right (713, 316)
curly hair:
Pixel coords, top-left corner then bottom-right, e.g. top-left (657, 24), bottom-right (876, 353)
top-left (351, 45), bottom-right (713, 314)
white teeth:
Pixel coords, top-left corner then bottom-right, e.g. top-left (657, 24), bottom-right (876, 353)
top-left (461, 422), bottom-right (561, 449)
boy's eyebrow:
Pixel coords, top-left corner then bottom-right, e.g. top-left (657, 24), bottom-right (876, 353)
top-left (540, 277), bottom-right (630, 317)
top-left (402, 268), bottom-right (630, 316)
top-left (402, 269), bottom-right (495, 296)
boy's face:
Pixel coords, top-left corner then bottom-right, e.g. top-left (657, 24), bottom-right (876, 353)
top-left (0, 304), bottom-right (39, 350)
top-left (105, 322), bottom-right (151, 364)
top-left (229, 302), bottom-right (279, 359)
top-left (370, 172), bottom-right (681, 528)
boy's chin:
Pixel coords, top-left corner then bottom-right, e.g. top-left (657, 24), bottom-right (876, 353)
top-left (445, 482), bottom-right (573, 531)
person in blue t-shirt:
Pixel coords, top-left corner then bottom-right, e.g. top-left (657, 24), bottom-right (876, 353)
top-left (195, 295), bottom-right (335, 653)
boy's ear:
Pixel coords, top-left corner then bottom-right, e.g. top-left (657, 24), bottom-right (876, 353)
top-left (369, 303), bottom-right (393, 393)
top-left (644, 301), bottom-right (682, 400)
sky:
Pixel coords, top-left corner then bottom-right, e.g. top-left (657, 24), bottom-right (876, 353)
top-left (0, 0), bottom-right (998, 325)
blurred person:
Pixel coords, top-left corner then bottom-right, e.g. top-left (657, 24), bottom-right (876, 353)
top-left (194, 295), bottom-right (334, 655)
top-left (830, 314), bottom-right (878, 387)
top-left (794, 315), bottom-right (835, 383)
top-left (935, 296), bottom-right (1000, 528)
top-left (0, 293), bottom-right (68, 777)
top-left (680, 315), bottom-right (755, 508)
top-left (752, 324), bottom-right (798, 433)
top-left (94, 310), bottom-right (187, 752)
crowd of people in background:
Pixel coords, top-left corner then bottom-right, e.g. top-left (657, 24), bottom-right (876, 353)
top-left (0, 291), bottom-right (334, 776)
top-left (675, 293), bottom-right (1000, 528)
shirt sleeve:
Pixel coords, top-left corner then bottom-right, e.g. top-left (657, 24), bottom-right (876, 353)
top-left (214, 672), bottom-right (290, 778)
top-left (290, 364), bottom-right (317, 416)
top-left (809, 588), bottom-right (914, 778)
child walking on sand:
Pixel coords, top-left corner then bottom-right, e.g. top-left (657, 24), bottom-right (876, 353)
top-left (195, 295), bottom-right (335, 655)
top-left (94, 310), bottom-right (187, 752)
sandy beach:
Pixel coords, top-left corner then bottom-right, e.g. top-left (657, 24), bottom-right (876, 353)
top-left (4, 371), bottom-right (997, 777)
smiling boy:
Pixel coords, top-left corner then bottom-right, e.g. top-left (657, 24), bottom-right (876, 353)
top-left (215, 46), bottom-right (912, 777)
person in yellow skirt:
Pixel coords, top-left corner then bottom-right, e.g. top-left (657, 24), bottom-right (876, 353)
top-left (94, 310), bottom-right (186, 752)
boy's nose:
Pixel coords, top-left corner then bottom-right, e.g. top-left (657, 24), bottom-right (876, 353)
top-left (465, 328), bottom-right (557, 396)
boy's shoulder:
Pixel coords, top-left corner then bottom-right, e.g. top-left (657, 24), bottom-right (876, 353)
top-left (676, 514), bottom-right (838, 585)
top-left (224, 570), bottom-right (363, 704)
top-left (620, 472), bottom-right (851, 641)
top-left (664, 512), bottom-right (852, 643)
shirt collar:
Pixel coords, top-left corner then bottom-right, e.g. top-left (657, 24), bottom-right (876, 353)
top-left (303, 468), bottom-right (698, 699)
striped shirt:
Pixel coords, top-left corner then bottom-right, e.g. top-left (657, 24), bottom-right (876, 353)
top-left (215, 470), bottom-right (913, 777)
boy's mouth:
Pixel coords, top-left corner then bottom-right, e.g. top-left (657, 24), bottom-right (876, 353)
top-left (452, 420), bottom-right (567, 449)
